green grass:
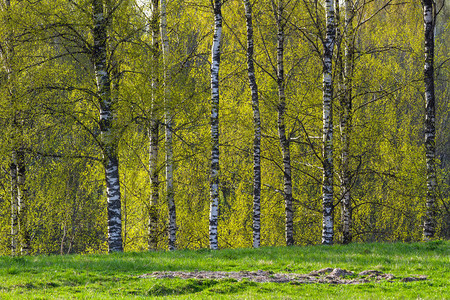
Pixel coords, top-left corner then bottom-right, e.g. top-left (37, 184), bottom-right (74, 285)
top-left (0, 241), bottom-right (448, 299)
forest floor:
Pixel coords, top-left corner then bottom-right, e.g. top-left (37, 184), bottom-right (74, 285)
top-left (0, 240), bottom-right (448, 299)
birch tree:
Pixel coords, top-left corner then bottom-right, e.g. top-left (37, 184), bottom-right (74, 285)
top-left (10, 152), bottom-right (18, 254)
top-left (340, 0), bottom-right (354, 244)
top-left (322, 0), bottom-right (335, 245)
top-left (9, 149), bottom-right (30, 255)
top-left (2, 0), bottom-right (18, 255)
top-left (92, 0), bottom-right (123, 252)
top-left (243, 0), bottom-right (262, 248)
top-left (16, 149), bottom-right (30, 254)
top-left (160, 0), bottom-right (176, 251)
top-left (422, 0), bottom-right (437, 240)
top-left (1, 0), bottom-right (31, 255)
top-left (272, 0), bottom-right (294, 246)
top-left (209, 0), bottom-right (222, 250)
top-left (148, 0), bottom-right (160, 251)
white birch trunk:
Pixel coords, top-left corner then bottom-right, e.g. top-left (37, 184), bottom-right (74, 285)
top-left (3, 0), bottom-right (20, 256)
top-left (148, 120), bottom-right (159, 250)
top-left (10, 152), bottom-right (18, 255)
top-left (341, 0), bottom-right (354, 244)
top-left (322, 0), bottom-right (335, 245)
top-left (243, 0), bottom-right (262, 248)
top-left (148, 0), bottom-right (161, 251)
top-left (422, 0), bottom-right (437, 240)
top-left (160, 0), bottom-right (176, 251)
top-left (272, 0), bottom-right (294, 246)
top-left (209, 0), bottom-right (222, 250)
top-left (3, 0), bottom-right (30, 255)
top-left (92, 0), bottom-right (123, 252)
top-left (16, 149), bottom-right (30, 255)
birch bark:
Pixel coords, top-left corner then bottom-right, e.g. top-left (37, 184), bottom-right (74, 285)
top-left (3, 0), bottom-right (17, 255)
top-left (148, 118), bottom-right (159, 250)
top-left (243, 0), bottom-right (261, 248)
top-left (160, 0), bottom-right (176, 251)
top-left (15, 149), bottom-right (30, 254)
top-left (341, 0), bottom-right (354, 244)
top-left (422, 0), bottom-right (437, 240)
top-left (10, 152), bottom-right (18, 255)
top-left (209, 0), bottom-right (222, 250)
top-left (3, 0), bottom-right (30, 255)
top-left (148, 0), bottom-right (160, 250)
top-left (92, 0), bottom-right (123, 252)
top-left (272, 0), bottom-right (294, 246)
top-left (16, 149), bottom-right (30, 254)
top-left (322, 0), bottom-right (335, 245)
top-left (8, 148), bottom-right (30, 256)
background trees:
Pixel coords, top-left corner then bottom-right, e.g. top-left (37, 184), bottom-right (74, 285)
top-left (0, 0), bottom-right (448, 255)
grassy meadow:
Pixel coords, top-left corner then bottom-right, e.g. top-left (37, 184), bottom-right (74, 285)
top-left (0, 241), bottom-right (449, 299)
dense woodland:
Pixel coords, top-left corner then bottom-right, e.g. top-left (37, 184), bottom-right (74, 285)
top-left (0, 0), bottom-right (449, 255)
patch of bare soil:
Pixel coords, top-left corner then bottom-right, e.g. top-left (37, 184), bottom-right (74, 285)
top-left (138, 268), bottom-right (427, 285)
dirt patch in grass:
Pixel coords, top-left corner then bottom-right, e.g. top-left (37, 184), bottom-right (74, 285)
top-left (138, 268), bottom-right (427, 285)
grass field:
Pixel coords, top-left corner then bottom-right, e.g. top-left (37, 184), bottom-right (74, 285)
top-left (0, 241), bottom-right (449, 299)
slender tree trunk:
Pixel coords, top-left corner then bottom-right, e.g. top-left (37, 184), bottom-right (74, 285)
top-left (209, 0), bottom-right (222, 250)
top-left (3, 0), bottom-right (19, 256)
top-left (10, 151), bottom-right (18, 255)
top-left (341, 0), bottom-right (354, 245)
top-left (148, 0), bottom-right (160, 251)
top-left (272, 0), bottom-right (294, 246)
top-left (16, 148), bottom-right (30, 254)
top-left (160, 0), bottom-right (176, 251)
top-left (148, 119), bottom-right (159, 250)
top-left (3, 0), bottom-right (30, 255)
top-left (165, 118), bottom-right (176, 251)
top-left (243, 0), bottom-right (261, 248)
top-left (322, 0), bottom-right (336, 245)
top-left (422, 0), bottom-right (437, 240)
top-left (92, 0), bottom-right (123, 252)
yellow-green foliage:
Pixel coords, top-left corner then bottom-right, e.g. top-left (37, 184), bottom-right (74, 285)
top-left (0, 0), bottom-right (449, 255)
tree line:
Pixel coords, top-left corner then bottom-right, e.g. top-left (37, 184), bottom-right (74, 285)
top-left (0, 0), bottom-right (449, 255)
